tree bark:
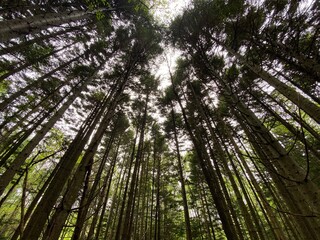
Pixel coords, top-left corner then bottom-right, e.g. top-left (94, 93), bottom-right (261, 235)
top-left (170, 104), bottom-right (193, 240)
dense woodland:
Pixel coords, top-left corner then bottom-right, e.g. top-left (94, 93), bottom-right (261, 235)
top-left (0, 0), bottom-right (319, 239)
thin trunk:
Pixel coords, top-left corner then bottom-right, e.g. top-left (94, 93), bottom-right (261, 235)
top-left (20, 93), bottom-right (109, 240)
top-left (248, 89), bottom-right (320, 161)
top-left (42, 80), bottom-right (127, 240)
top-left (170, 85), bottom-right (239, 240)
top-left (0, 23), bottom-right (89, 56)
top-left (0, 42), bottom-right (74, 82)
top-left (0, 74), bottom-right (91, 196)
top-left (0, 8), bottom-right (110, 42)
top-left (155, 154), bottom-right (161, 240)
top-left (121, 93), bottom-right (149, 240)
top-left (0, 53), bottom-right (83, 111)
top-left (189, 81), bottom-right (259, 239)
top-left (171, 104), bottom-right (192, 240)
top-left (114, 129), bottom-right (139, 240)
top-left (220, 42), bottom-right (320, 124)
top-left (200, 183), bottom-right (217, 240)
top-left (10, 160), bottom-right (61, 240)
top-left (233, 134), bottom-right (289, 240)
top-left (105, 159), bottom-right (128, 240)
top-left (203, 132), bottom-right (244, 240)
top-left (71, 131), bottom-right (117, 240)
top-left (263, 88), bottom-right (320, 143)
top-left (70, 159), bottom-right (93, 240)
top-left (235, 114), bottom-right (320, 239)
top-left (20, 169), bottom-right (28, 237)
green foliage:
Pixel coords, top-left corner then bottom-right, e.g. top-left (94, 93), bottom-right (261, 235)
top-left (23, 43), bottom-right (53, 64)
top-left (0, 0), bottom-right (319, 239)
top-left (0, 80), bottom-right (10, 96)
top-left (226, 64), bottom-right (239, 82)
top-left (138, 72), bottom-right (159, 94)
top-left (84, 0), bottom-right (111, 20)
top-left (114, 111), bottom-right (130, 136)
top-left (70, 65), bottom-right (96, 79)
top-left (90, 91), bottom-right (105, 102)
top-left (163, 112), bottom-right (183, 136)
top-left (39, 77), bottom-right (61, 94)
top-left (265, 0), bottom-right (288, 13)
top-left (159, 86), bottom-right (177, 109)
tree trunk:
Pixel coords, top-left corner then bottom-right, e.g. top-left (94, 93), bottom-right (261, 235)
top-left (114, 129), bottom-right (139, 240)
top-left (222, 43), bottom-right (320, 124)
top-left (121, 93), bottom-right (149, 240)
top-left (71, 132), bottom-right (117, 240)
top-left (0, 23), bottom-right (89, 56)
top-left (0, 8), bottom-right (106, 42)
top-left (0, 42), bottom-right (74, 82)
top-left (0, 74), bottom-right (92, 196)
top-left (170, 104), bottom-right (193, 240)
top-left (10, 159), bottom-right (61, 240)
top-left (42, 76), bottom-right (129, 240)
top-left (0, 54), bottom-right (83, 111)
top-left (20, 89), bottom-right (111, 240)
top-left (170, 74), bottom-right (240, 240)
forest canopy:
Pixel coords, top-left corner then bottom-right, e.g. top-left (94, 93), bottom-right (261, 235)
top-left (0, 0), bottom-right (319, 239)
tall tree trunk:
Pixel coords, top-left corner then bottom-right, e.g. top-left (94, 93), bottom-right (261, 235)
top-left (19, 169), bottom-right (28, 237)
top-left (0, 42), bottom-right (74, 82)
top-left (233, 110), bottom-right (320, 239)
top-left (42, 77), bottom-right (129, 240)
top-left (10, 159), bottom-right (62, 240)
top-left (0, 8), bottom-right (116, 42)
top-left (71, 131), bottom-right (117, 240)
top-left (0, 53), bottom-right (83, 111)
top-left (105, 156), bottom-right (128, 240)
top-left (0, 22), bottom-right (90, 56)
top-left (248, 89), bottom-right (320, 161)
top-left (121, 93), bottom-right (149, 240)
top-left (114, 128), bottom-right (139, 239)
top-left (169, 72), bottom-right (240, 240)
top-left (20, 90), bottom-right (112, 240)
top-left (188, 81), bottom-right (262, 239)
top-left (0, 73), bottom-right (93, 196)
top-left (217, 41), bottom-right (320, 124)
top-left (170, 104), bottom-right (193, 240)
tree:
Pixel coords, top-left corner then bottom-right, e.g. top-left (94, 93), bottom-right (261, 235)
top-left (0, 0), bottom-right (319, 239)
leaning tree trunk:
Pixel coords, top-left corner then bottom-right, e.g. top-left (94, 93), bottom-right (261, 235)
top-left (0, 42), bottom-right (74, 82)
top-left (0, 22), bottom-right (90, 56)
top-left (188, 81), bottom-right (263, 239)
top-left (72, 133), bottom-right (118, 240)
top-left (0, 73), bottom-right (93, 196)
top-left (223, 43), bottom-right (320, 124)
top-left (230, 106), bottom-right (320, 240)
top-left (0, 53), bottom-right (83, 111)
top-left (0, 8), bottom-right (116, 43)
top-left (41, 79), bottom-right (128, 240)
top-left (10, 159), bottom-right (62, 240)
top-left (204, 54), bottom-right (320, 222)
top-left (20, 91), bottom-right (110, 240)
top-left (248, 89), bottom-right (320, 161)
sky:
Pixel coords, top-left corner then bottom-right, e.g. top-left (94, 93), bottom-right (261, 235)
top-left (152, 0), bottom-right (191, 26)
top-left (151, 0), bottom-right (191, 90)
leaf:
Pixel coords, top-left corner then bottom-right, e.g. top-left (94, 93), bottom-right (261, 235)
top-left (0, 80), bottom-right (10, 96)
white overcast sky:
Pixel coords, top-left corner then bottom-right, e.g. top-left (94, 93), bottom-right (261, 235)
top-left (151, 0), bottom-right (191, 90)
top-left (152, 0), bottom-right (191, 25)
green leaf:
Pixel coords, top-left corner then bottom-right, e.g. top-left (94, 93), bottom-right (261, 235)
top-left (0, 80), bottom-right (10, 96)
